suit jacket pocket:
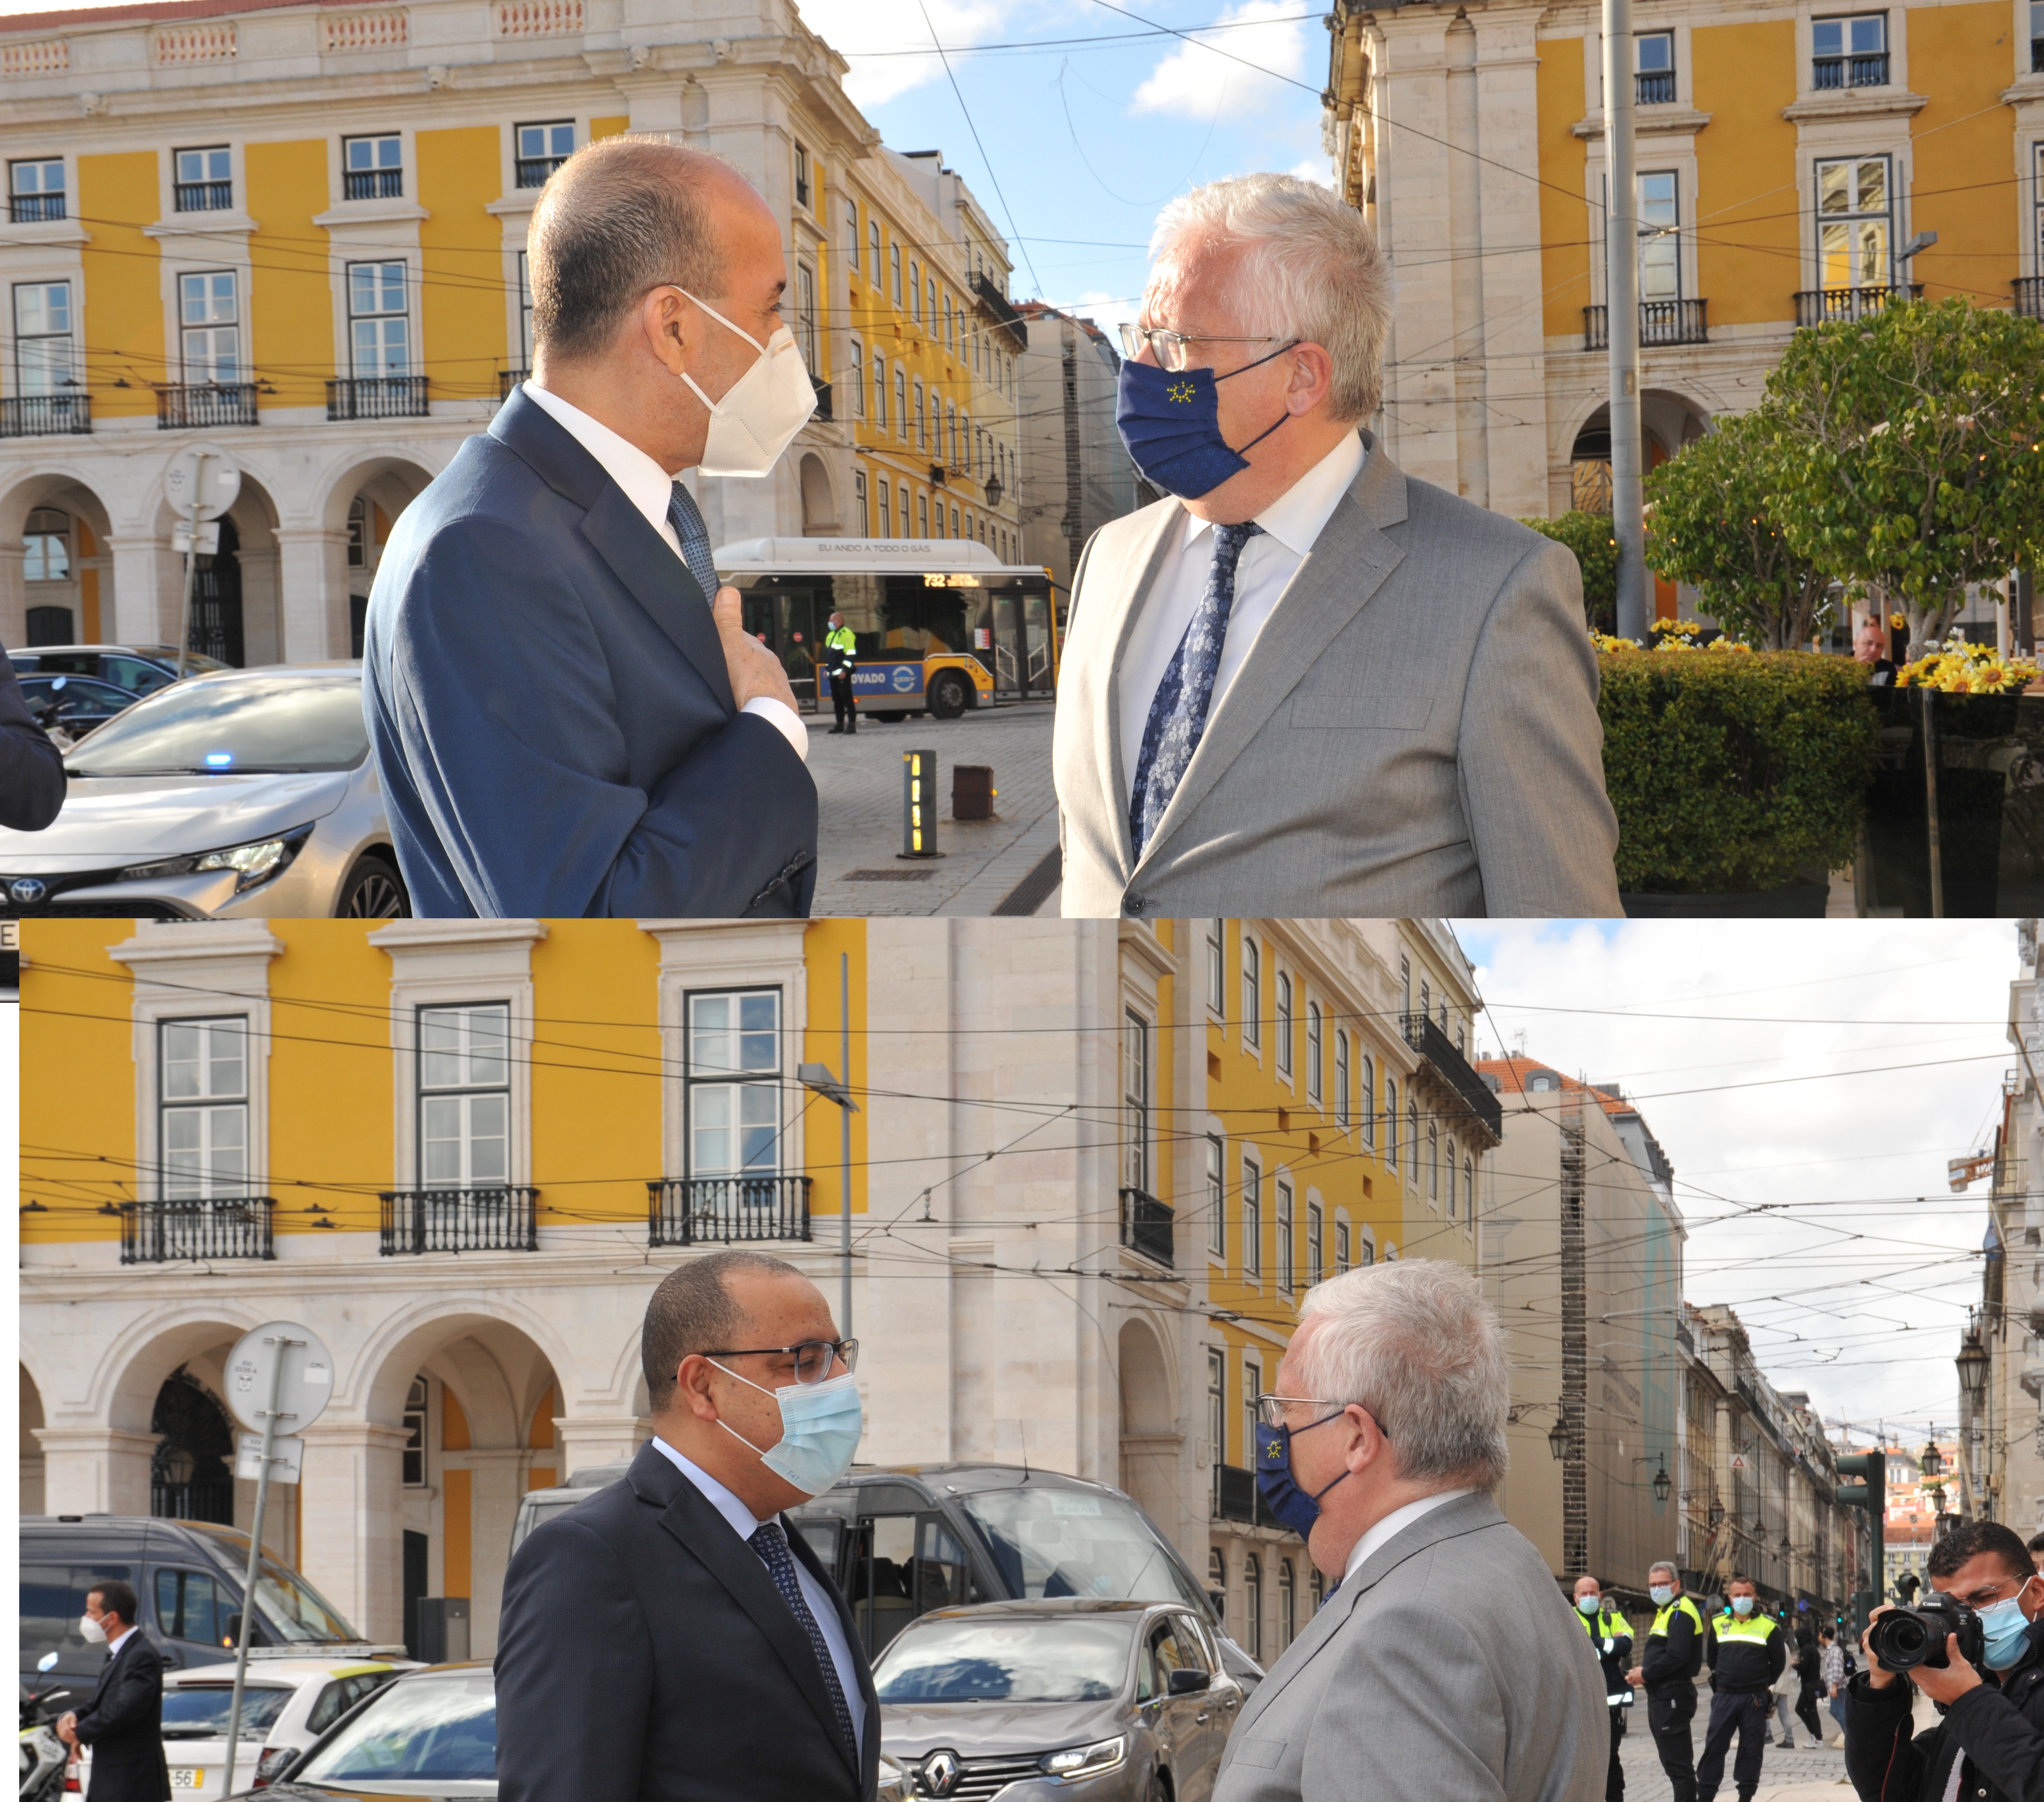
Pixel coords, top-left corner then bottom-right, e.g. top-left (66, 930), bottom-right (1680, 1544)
top-left (1289, 692), bottom-right (1433, 731)
top-left (1230, 1738), bottom-right (1288, 1769)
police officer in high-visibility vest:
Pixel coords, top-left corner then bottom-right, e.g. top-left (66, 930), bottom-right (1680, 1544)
top-left (1695, 1576), bottom-right (1785, 1802)
top-left (1626, 1559), bottom-right (1705, 1802)
top-left (1574, 1573), bottom-right (1635, 1801)
top-left (823, 610), bottom-right (858, 735)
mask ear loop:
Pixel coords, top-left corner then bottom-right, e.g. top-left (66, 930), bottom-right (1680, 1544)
top-left (1210, 339), bottom-right (1302, 459)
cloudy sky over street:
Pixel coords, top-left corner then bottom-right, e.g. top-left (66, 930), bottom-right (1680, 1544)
top-left (1456, 920), bottom-right (2024, 1447)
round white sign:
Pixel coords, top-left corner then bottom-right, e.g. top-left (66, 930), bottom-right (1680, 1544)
top-left (164, 447), bottom-right (243, 523)
top-left (223, 1321), bottom-right (335, 1436)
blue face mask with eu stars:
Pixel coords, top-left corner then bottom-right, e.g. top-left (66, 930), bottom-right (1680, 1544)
top-left (1115, 341), bottom-right (1297, 499)
top-left (1254, 1413), bottom-right (1352, 1540)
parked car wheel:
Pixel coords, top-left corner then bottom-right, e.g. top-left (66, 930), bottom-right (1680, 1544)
top-left (928, 670), bottom-right (971, 719)
top-left (336, 854), bottom-right (409, 918)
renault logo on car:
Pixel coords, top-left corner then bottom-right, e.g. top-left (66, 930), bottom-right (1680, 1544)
top-left (919, 1749), bottom-right (961, 1797)
top-left (8, 877), bottom-right (47, 907)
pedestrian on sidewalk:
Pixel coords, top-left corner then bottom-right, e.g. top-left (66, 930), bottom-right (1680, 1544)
top-left (823, 611), bottom-right (858, 735)
top-left (1793, 1625), bottom-right (1822, 1744)
top-left (1625, 1561), bottom-right (1704, 1802)
top-left (1695, 1576), bottom-right (1785, 1802)
top-left (1769, 1618), bottom-right (1801, 1747)
top-left (1820, 1627), bottom-right (1848, 1746)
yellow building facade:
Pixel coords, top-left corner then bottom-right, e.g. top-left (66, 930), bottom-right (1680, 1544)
top-left (0, 0), bottom-right (1022, 658)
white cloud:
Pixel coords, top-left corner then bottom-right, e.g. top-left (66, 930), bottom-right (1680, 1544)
top-left (1287, 155), bottom-right (1336, 188)
top-left (1131, 0), bottom-right (1310, 121)
top-left (795, 0), bottom-right (1009, 108)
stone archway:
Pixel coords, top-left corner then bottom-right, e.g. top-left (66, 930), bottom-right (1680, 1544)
top-left (22, 1364), bottom-right (46, 1517)
top-left (0, 470), bottom-right (118, 650)
top-left (316, 454), bottom-right (438, 658)
top-left (150, 1368), bottom-right (235, 1524)
top-left (799, 452), bottom-right (838, 536)
top-left (1117, 1317), bottom-right (1178, 1537)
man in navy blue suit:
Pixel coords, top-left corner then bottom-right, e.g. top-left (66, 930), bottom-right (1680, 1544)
top-left (364, 138), bottom-right (820, 917)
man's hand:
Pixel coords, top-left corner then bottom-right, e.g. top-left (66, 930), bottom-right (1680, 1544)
top-left (1909, 1638), bottom-right (1985, 1707)
top-left (713, 587), bottom-right (797, 714)
top-left (1624, 1667), bottom-right (1645, 1687)
top-left (1862, 1606), bottom-right (1899, 1689)
top-left (55, 1712), bottom-right (77, 1747)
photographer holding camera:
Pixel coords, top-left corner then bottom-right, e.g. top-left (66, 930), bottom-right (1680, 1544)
top-left (1846, 1519), bottom-right (2044, 1802)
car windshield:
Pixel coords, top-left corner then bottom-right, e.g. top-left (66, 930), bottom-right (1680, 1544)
top-left (874, 1616), bottom-right (1134, 1704)
top-left (160, 1685), bottom-right (293, 1738)
top-left (251, 1556), bottom-right (357, 1644)
top-left (953, 1488), bottom-right (1208, 1611)
top-left (296, 1674), bottom-right (496, 1784)
top-left (64, 674), bottom-right (367, 777)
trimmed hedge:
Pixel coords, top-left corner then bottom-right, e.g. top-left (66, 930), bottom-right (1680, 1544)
top-left (1598, 649), bottom-right (1880, 893)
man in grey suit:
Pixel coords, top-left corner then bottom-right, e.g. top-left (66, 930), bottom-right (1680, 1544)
top-left (1054, 173), bottom-right (1620, 918)
top-left (1219, 1259), bottom-right (1608, 1802)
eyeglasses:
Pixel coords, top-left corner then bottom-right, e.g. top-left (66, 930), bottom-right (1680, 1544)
top-left (1118, 323), bottom-right (1287, 373)
top-left (1254, 1393), bottom-right (1387, 1437)
top-left (704, 1339), bottom-right (859, 1384)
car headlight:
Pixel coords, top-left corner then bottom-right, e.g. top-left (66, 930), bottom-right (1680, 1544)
top-left (121, 827), bottom-right (312, 893)
top-left (1040, 1735), bottom-right (1127, 1780)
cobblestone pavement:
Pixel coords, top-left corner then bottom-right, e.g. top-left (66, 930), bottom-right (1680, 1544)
top-left (1618, 1691), bottom-right (1853, 1799)
top-left (808, 699), bottom-right (1060, 917)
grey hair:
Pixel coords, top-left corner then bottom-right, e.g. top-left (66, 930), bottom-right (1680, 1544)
top-left (1149, 172), bottom-right (1391, 425)
top-left (642, 1248), bottom-right (804, 1411)
top-left (1293, 1259), bottom-right (1509, 1489)
top-left (528, 136), bottom-right (732, 362)
top-left (1649, 1560), bottom-right (1679, 1582)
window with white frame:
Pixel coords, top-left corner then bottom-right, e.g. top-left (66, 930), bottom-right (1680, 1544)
top-left (1635, 30), bottom-right (1675, 102)
top-left (1384, 1074), bottom-right (1397, 1164)
top-left (1207, 1348), bottom-right (1226, 1469)
top-left (13, 282), bottom-right (73, 395)
top-left (1811, 13), bottom-right (1887, 87)
top-left (1335, 1031), bottom-right (1350, 1127)
top-left (1445, 1136), bottom-right (1459, 1220)
top-left (344, 134), bottom-right (403, 201)
top-left (1123, 1010), bottom-right (1150, 1194)
top-left (1427, 1119), bottom-right (1440, 1205)
top-left (1242, 1155), bottom-right (1262, 1277)
top-left (1276, 1179), bottom-right (1294, 1292)
top-left (918, 492), bottom-right (930, 537)
top-left (889, 241), bottom-right (902, 305)
top-left (174, 146), bottom-right (232, 213)
top-left (1360, 1053), bottom-right (1374, 1144)
top-left (915, 379), bottom-right (926, 449)
top-left (1464, 1154), bottom-right (1476, 1228)
top-left (179, 272), bottom-right (240, 384)
top-left (348, 262), bottom-right (411, 376)
top-left (1335, 1218), bottom-right (1351, 1273)
top-left (160, 1018), bottom-right (249, 1199)
top-left (9, 157), bottom-right (64, 223)
top-left (1206, 921), bottom-right (1225, 1018)
top-left (910, 259), bottom-right (922, 321)
top-left (1407, 1098), bottom-right (1420, 1185)
top-left (402, 1376), bottom-right (428, 1485)
top-left (1399, 955), bottom-right (1411, 1018)
top-left (873, 353), bottom-right (888, 429)
top-left (854, 469), bottom-right (869, 534)
top-left (515, 121), bottom-right (574, 189)
top-left (1639, 172), bottom-right (1680, 302)
top-left (795, 262), bottom-right (818, 367)
top-left (895, 369), bottom-right (908, 440)
top-left (686, 991), bottom-right (782, 1180)
top-left (850, 338), bottom-right (865, 418)
top-left (1242, 1357), bottom-right (1262, 1462)
top-left (1205, 1135), bottom-right (1225, 1255)
top-left (793, 142), bottom-right (811, 211)
top-left (1275, 972), bottom-right (1292, 1077)
top-left (1241, 936), bottom-right (1261, 1048)
top-left (878, 480), bottom-right (893, 537)
top-left (2032, 4), bottom-right (2041, 75)
top-left (1306, 1197), bottom-right (1323, 1286)
top-left (1816, 156), bottom-right (1891, 291)
top-left (418, 1003), bottom-right (510, 1188)
top-left (24, 508), bottom-right (68, 582)
top-left (869, 219), bottom-right (883, 286)
top-left (1306, 1000), bottom-right (1323, 1102)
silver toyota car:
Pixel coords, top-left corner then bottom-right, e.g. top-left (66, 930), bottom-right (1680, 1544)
top-left (0, 663), bottom-right (408, 919)
top-left (877, 1598), bottom-right (1244, 1802)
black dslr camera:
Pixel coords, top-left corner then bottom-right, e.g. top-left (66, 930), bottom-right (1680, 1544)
top-left (1866, 1592), bottom-right (1985, 1672)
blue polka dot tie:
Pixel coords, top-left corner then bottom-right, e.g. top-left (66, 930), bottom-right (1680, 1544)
top-left (667, 480), bottom-right (720, 602)
top-left (1128, 521), bottom-right (1263, 860)
top-left (750, 1519), bottom-right (858, 1765)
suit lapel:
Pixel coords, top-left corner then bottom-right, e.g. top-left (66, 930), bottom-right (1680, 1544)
top-left (1135, 435), bottom-right (1410, 873)
top-left (785, 1512), bottom-right (879, 1793)
top-left (1092, 500), bottom-right (1189, 876)
top-left (489, 387), bottom-right (736, 716)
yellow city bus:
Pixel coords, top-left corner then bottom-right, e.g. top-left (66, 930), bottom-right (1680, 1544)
top-left (713, 537), bottom-right (1058, 720)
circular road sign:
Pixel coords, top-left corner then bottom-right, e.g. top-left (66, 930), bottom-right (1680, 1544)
top-left (223, 1321), bottom-right (335, 1436)
top-left (164, 446), bottom-right (243, 523)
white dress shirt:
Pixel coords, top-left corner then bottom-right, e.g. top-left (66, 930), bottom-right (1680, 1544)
top-left (649, 1437), bottom-right (864, 1756)
top-left (1118, 430), bottom-right (1366, 799)
top-left (523, 381), bottom-right (807, 763)
top-left (1342, 1486), bottom-right (1475, 1585)
top-left (100, 1623), bottom-right (137, 1662)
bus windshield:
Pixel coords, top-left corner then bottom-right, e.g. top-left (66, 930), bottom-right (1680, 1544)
top-left (951, 1487), bottom-right (1209, 1614)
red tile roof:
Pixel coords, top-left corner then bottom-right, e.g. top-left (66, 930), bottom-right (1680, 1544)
top-left (1472, 1056), bottom-right (1636, 1119)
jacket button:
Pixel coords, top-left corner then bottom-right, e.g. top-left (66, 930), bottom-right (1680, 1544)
top-left (1125, 892), bottom-right (1146, 915)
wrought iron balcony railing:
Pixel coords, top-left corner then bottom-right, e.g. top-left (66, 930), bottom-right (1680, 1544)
top-left (343, 168), bottom-right (404, 201)
top-left (1119, 1186), bottom-right (1174, 1266)
top-left (158, 383), bottom-right (259, 429)
top-left (1400, 1012), bottom-right (1505, 1139)
top-left (2015, 277), bottom-right (2044, 322)
top-left (174, 180), bottom-right (234, 212)
top-left (647, 1174), bottom-right (812, 1247)
top-left (0, 394), bottom-right (91, 438)
top-left (810, 372), bottom-right (833, 422)
top-left (1213, 1462), bottom-right (1278, 1526)
top-left (516, 155), bottom-right (568, 189)
top-left (1813, 51), bottom-right (1888, 88)
top-left (10, 192), bottom-right (66, 223)
top-left (1582, 298), bottom-right (1709, 351)
top-left (1635, 69), bottom-right (1675, 104)
top-left (1793, 283), bottom-right (1920, 327)
top-left (380, 1185), bottom-right (538, 1254)
top-left (499, 367), bottom-right (530, 400)
top-left (328, 375), bottom-right (429, 421)
top-left (122, 1196), bottom-right (276, 1263)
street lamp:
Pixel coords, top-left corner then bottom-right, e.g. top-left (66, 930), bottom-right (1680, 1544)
top-left (1919, 1442), bottom-right (1944, 1478)
top-left (1547, 1418), bottom-right (1570, 1461)
top-left (1958, 1331), bottom-right (1990, 1412)
top-left (984, 473), bottom-right (1004, 508)
top-left (1708, 1498), bottom-right (1725, 1528)
top-left (1652, 1463), bottom-right (1672, 1504)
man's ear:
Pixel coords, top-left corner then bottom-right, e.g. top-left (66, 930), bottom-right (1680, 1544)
top-left (639, 287), bottom-right (689, 377)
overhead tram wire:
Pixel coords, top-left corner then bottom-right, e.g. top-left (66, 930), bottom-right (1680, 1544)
top-left (918, 0), bottom-right (1044, 299)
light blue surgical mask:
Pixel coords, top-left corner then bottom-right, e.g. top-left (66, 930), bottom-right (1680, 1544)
top-left (713, 1364), bottom-right (863, 1497)
top-left (1980, 1580), bottom-right (2038, 1670)
top-left (1730, 1596), bottom-right (1755, 1617)
top-left (1650, 1585), bottom-right (1675, 1607)
top-left (1578, 1595), bottom-right (1602, 1616)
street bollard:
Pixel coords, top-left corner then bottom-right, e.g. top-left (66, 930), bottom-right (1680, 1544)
top-left (900, 749), bottom-right (941, 858)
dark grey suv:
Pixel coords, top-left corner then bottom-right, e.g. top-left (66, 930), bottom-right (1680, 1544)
top-left (876, 1599), bottom-right (1242, 1802)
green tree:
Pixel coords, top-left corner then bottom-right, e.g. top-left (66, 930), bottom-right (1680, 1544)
top-left (1764, 297), bottom-right (2044, 650)
top-left (1642, 410), bottom-right (1832, 650)
top-left (1520, 511), bottom-right (1618, 634)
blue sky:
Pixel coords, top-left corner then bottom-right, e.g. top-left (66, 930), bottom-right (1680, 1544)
top-left (797, 0), bottom-right (1336, 333)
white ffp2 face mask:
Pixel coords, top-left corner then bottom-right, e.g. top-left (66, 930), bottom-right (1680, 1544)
top-left (678, 291), bottom-right (817, 477)
top-left (78, 1613), bottom-right (108, 1644)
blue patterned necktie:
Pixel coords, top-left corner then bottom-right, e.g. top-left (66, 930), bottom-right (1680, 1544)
top-left (750, 1519), bottom-right (859, 1764)
top-left (1127, 521), bottom-right (1263, 859)
top-left (667, 480), bottom-right (720, 601)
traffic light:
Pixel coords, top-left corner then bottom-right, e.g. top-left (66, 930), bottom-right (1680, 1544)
top-left (1835, 1451), bottom-right (1887, 1632)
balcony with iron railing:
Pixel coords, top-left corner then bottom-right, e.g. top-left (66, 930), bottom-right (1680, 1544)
top-left (174, 180), bottom-right (234, 212)
top-left (647, 1174), bottom-right (812, 1246)
top-left (810, 372), bottom-right (833, 422)
top-left (516, 155), bottom-right (568, 189)
top-left (1213, 1462), bottom-right (1278, 1526)
top-left (1793, 283), bottom-right (1920, 327)
top-left (499, 368), bottom-right (530, 400)
top-left (1582, 299), bottom-right (1709, 351)
top-left (1813, 51), bottom-right (1888, 87)
top-left (122, 1196), bottom-right (276, 1264)
top-left (328, 375), bottom-right (429, 421)
top-left (1399, 1012), bottom-right (1505, 1139)
top-left (1635, 69), bottom-right (1675, 104)
top-left (158, 383), bottom-right (260, 429)
top-left (343, 168), bottom-right (404, 201)
top-left (0, 394), bottom-right (91, 438)
top-left (2016, 277), bottom-right (2044, 322)
top-left (9, 192), bottom-right (65, 223)
top-left (380, 1185), bottom-right (538, 1254)
top-left (1119, 1187), bottom-right (1174, 1266)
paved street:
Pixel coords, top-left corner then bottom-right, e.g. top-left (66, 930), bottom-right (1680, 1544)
top-left (808, 698), bottom-right (1061, 916)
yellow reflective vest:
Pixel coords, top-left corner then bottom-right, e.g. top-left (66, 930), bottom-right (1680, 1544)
top-left (1710, 1609), bottom-right (1783, 1693)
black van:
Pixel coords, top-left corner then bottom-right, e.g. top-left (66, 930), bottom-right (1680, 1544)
top-left (21, 1516), bottom-right (369, 1706)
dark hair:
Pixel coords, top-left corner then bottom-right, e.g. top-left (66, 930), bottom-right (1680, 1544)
top-left (528, 137), bottom-right (731, 362)
top-left (642, 1249), bottom-right (805, 1411)
top-left (2026, 1531), bottom-right (2044, 1555)
top-left (1725, 1574), bottom-right (1755, 1590)
top-left (1927, 1519), bottom-right (2033, 1585)
top-left (88, 1579), bottom-right (138, 1626)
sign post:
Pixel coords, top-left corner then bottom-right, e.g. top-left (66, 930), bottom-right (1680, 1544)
top-left (163, 448), bottom-right (242, 677)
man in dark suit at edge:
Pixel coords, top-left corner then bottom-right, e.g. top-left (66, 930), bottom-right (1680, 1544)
top-left (56, 1579), bottom-right (170, 1802)
top-left (495, 1250), bottom-right (877, 1802)
top-left (363, 137), bottom-right (819, 917)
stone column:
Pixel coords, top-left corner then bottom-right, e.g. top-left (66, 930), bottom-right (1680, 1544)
top-left (34, 1426), bottom-right (158, 1517)
top-left (273, 527), bottom-right (349, 661)
top-left (461, 1447), bottom-right (533, 1659)
top-left (105, 533), bottom-right (170, 646)
top-left (298, 1421), bottom-right (410, 1647)
top-left (552, 1414), bottom-right (647, 1479)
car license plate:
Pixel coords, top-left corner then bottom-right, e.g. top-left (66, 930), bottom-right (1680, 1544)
top-left (169, 1771), bottom-right (204, 1790)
